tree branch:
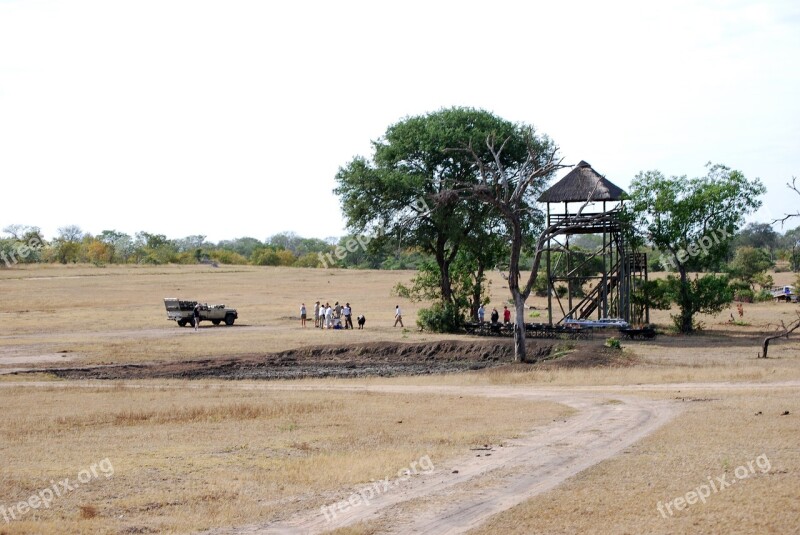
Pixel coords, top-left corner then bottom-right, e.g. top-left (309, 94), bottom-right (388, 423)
top-left (759, 312), bottom-right (800, 358)
top-left (772, 176), bottom-right (800, 226)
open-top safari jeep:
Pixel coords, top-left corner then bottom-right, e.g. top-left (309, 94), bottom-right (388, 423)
top-left (164, 298), bottom-right (238, 327)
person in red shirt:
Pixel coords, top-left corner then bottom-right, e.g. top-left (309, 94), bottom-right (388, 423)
top-left (503, 306), bottom-right (511, 324)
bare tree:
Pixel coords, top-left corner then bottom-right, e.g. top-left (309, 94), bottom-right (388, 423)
top-left (763, 176), bottom-right (800, 358)
top-left (772, 176), bottom-right (800, 226)
top-left (758, 313), bottom-right (800, 359)
top-left (439, 131), bottom-right (606, 362)
top-left (57, 225), bottom-right (85, 243)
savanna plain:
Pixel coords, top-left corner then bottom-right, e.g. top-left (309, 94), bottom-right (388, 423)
top-left (0, 264), bottom-right (798, 534)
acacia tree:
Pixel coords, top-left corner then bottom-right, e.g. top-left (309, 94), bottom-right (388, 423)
top-left (54, 225), bottom-right (85, 264)
top-left (627, 164), bottom-right (765, 333)
top-left (334, 107), bottom-right (532, 327)
top-left (729, 246), bottom-right (774, 290)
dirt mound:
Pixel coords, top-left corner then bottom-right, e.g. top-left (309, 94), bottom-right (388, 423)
top-left (45, 340), bottom-right (554, 381)
top-left (537, 346), bottom-right (639, 369)
top-left (35, 341), bottom-right (635, 381)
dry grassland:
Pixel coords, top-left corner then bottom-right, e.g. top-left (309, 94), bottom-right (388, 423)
top-left (1, 263), bottom-right (798, 372)
top-left (0, 383), bottom-right (570, 533)
top-left (471, 387), bottom-right (799, 535)
top-left (0, 264), bottom-right (463, 366)
top-left (1, 264), bottom-right (799, 534)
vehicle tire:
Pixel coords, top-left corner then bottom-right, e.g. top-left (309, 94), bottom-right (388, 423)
top-left (212, 320), bottom-right (221, 325)
top-left (178, 319), bottom-right (186, 327)
top-left (189, 318), bottom-right (196, 328)
top-left (225, 314), bottom-right (235, 326)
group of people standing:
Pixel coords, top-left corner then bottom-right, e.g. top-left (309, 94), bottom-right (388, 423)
top-left (477, 304), bottom-right (512, 324)
top-left (300, 301), bottom-right (360, 329)
top-left (297, 303), bottom-right (404, 329)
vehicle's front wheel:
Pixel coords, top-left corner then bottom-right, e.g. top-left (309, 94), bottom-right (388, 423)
top-left (212, 320), bottom-right (221, 325)
top-left (225, 314), bottom-right (235, 326)
top-left (177, 319), bottom-right (187, 327)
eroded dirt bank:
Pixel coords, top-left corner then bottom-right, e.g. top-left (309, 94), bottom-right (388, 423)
top-left (24, 340), bottom-right (574, 380)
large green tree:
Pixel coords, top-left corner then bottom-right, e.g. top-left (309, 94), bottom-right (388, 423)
top-left (627, 163), bottom-right (766, 332)
top-left (729, 246), bottom-right (774, 290)
top-left (733, 223), bottom-right (779, 257)
top-left (334, 107), bottom-right (534, 326)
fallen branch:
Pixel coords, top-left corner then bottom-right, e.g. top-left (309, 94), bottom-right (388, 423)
top-left (759, 313), bottom-right (800, 358)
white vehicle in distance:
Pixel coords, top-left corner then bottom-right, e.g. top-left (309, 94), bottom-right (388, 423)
top-left (563, 317), bottom-right (630, 329)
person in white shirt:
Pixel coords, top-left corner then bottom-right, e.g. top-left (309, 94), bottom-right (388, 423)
top-left (325, 304), bottom-right (333, 329)
top-left (394, 305), bottom-right (403, 327)
top-left (343, 303), bottom-right (353, 329)
top-left (300, 303), bottom-right (307, 327)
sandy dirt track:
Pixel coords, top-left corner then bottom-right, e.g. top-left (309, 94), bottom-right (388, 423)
top-left (5, 380), bottom-right (797, 534)
top-left (200, 383), bottom-right (682, 535)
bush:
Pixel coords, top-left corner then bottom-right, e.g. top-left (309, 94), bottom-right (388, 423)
top-left (754, 289), bottom-right (773, 302)
top-left (605, 337), bottom-right (622, 349)
top-left (251, 249), bottom-right (280, 266)
top-left (734, 289), bottom-right (754, 303)
top-left (417, 302), bottom-right (463, 333)
top-left (534, 275), bottom-right (549, 297)
top-left (729, 279), bottom-right (751, 293)
top-left (295, 252), bottom-right (321, 268)
top-left (209, 250), bottom-right (248, 265)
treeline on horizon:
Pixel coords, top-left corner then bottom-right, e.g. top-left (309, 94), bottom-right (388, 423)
top-left (1, 222), bottom-right (798, 282)
top-left (0, 225), bottom-right (428, 270)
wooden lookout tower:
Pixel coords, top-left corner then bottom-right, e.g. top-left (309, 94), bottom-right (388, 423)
top-left (537, 161), bottom-right (649, 326)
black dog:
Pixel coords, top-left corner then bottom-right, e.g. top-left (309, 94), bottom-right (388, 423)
top-left (357, 315), bottom-right (366, 329)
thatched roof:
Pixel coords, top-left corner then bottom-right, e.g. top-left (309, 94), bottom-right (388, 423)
top-left (538, 161), bottom-right (626, 203)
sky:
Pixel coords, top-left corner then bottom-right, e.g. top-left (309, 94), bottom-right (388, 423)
top-left (1, 0), bottom-right (799, 243)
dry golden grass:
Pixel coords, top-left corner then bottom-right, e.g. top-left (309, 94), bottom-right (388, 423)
top-left (2, 263), bottom-right (799, 373)
top-left (0, 383), bottom-right (570, 534)
top-left (2, 264), bottom-right (799, 534)
top-left (470, 387), bottom-right (800, 535)
top-left (0, 264), bottom-right (469, 366)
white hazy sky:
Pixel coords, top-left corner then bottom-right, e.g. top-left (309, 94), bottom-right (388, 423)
top-left (1, 0), bottom-right (798, 242)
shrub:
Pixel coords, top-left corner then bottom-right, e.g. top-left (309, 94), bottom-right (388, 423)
top-left (417, 302), bottom-right (463, 333)
top-left (605, 337), bottom-right (622, 349)
top-left (754, 289), bottom-right (773, 302)
top-left (295, 252), bottom-right (321, 268)
top-left (209, 250), bottom-right (248, 265)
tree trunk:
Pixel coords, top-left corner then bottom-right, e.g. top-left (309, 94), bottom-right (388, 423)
top-left (759, 318), bottom-right (800, 358)
top-left (507, 224), bottom-right (527, 362)
top-left (678, 266), bottom-right (693, 333)
top-left (440, 266), bottom-right (453, 304)
top-left (435, 246), bottom-right (453, 304)
top-left (471, 263), bottom-right (485, 320)
top-left (513, 292), bottom-right (527, 362)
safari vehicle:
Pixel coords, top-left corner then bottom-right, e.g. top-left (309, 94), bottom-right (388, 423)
top-left (770, 285), bottom-right (795, 302)
top-left (164, 298), bottom-right (238, 327)
top-left (563, 317), bottom-right (629, 329)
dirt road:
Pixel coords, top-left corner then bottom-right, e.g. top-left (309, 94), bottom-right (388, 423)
top-left (197, 383), bottom-right (681, 535)
top-left (6, 380), bottom-right (795, 534)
